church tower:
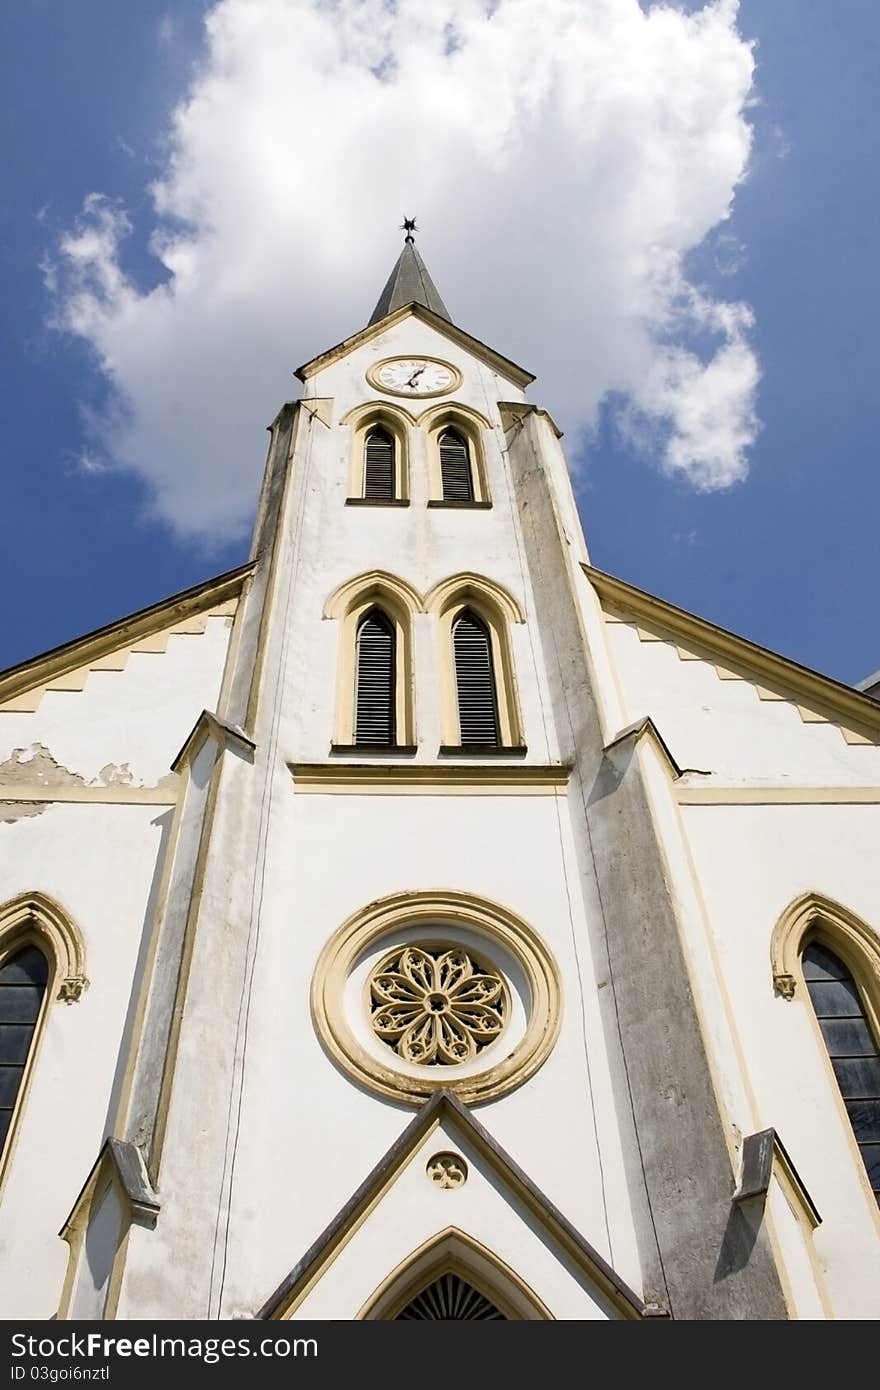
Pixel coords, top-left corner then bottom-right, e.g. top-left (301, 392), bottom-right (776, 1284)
top-left (2, 228), bottom-right (879, 1321)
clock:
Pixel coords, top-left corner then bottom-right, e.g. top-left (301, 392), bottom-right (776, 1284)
top-left (367, 357), bottom-right (462, 398)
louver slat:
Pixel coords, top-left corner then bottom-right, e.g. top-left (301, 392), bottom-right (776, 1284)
top-left (355, 609), bottom-right (396, 745)
top-left (364, 427), bottom-right (395, 501)
top-left (453, 610), bottom-right (499, 746)
top-left (439, 429), bottom-right (473, 502)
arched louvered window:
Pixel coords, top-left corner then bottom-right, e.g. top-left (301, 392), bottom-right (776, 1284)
top-left (803, 940), bottom-right (880, 1206)
top-left (363, 426), bottom-right (395, 501)
top-left (453, 609), bottom-right (499, 746)
top-left (0, 944), bottom-right (48, 1158)
top-left (439, 428), bottom-right (474, 503)
top-left (355, 608), bottom-right (396, 745)
top-left (394, 1273), bottom-right (507, 1320)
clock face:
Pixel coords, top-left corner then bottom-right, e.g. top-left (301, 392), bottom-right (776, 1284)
top-left (369, 358), bottom-right (460, 398)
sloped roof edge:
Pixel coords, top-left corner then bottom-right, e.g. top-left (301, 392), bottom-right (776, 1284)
top-left (0, 562), bottom-right (255, 709)
top-left (295, 302), bottom-right (535, 389)
top-left (585, 564), bottom-right (880, 742)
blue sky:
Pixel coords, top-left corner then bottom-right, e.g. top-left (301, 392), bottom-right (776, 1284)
top-left (1, 1), bottom-right (877, 685)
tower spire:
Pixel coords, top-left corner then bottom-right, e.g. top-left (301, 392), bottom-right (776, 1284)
top-left (368, 217), bottom-right (451, 325)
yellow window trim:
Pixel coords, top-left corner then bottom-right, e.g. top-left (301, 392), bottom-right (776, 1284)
top-left (340, 401), bottom-right (413, 503)
top-left (771, 891), bottom-right (880, 1228)
top-left (324, 572), bottom-right (526, 752)
top-left (431, 587), bottom-right (524, 750)
top-left (310, 889), bottom-right (561, 1107)
top-left (0, 892), bottom-right (88, 1192)
top-left (326, 577), bottom-right (417, 748)
top-left (359, 1228), bottom-right (553, 1320)
top-left (419, 403), bottom-right (492, 505)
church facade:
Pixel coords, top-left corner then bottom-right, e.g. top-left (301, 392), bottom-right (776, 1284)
top-left (0, 236), bottom-right (878, 1320)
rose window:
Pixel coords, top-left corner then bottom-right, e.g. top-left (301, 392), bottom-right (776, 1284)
top-left (369, 945), bottom-right (506, 1065)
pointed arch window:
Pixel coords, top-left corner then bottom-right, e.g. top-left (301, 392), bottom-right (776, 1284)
top-left (428, 578), bottom-right (525, 752)
top-left (453, 609), bottom-right (500, 747)
top-left (355, 607), bottom-right (396, 746)
top-left (0, 944), bottom-right (48, 1160)
top-left (425, 412), bottom-right (491, 507)
top-left (439, 428), bottom-right (474, 503)
top-left (326, 574), bottom-right (417, 750)
top-left (363, 427), bottom-right (395, 501)
top-left (357, 1229), bottom-right (553, 1320)
top-left (344, 405), bottom-right (411, 506)
top-left (802, 940), bottom-right (880, 1206)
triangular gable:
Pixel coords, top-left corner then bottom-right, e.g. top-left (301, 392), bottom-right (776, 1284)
top-left (295, 303), bottom-right (535, 390)
top-left (586, 564), bottom-right (880, 746)
top-left (258, 1090), bottom-right (657, 1320)
top-left (0, 562), bottom-right (254, 713)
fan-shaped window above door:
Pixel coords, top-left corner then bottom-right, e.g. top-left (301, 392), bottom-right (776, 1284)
top-left (394, 1273), bottom-right (507, 1320)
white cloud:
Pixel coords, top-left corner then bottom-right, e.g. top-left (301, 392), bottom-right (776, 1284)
top-left (47, 0), bottom-right (760, 540)
top-left (618, 269), bottom-right (759, 487)
top-left (712, 230), bottom-right (747, 277)
top-left (65, 448), bottom-right (116, 479)
top-left (157, 14), bottom-right (176, 48)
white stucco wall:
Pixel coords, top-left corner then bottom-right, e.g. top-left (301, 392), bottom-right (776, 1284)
top-left (13, 300), bottom-right (877, 1323)
top-left (291, 1116), bottom-right (624, 1320)
top-left (605, 619), bottom-right (880, 786)
top-left (224, 787), bottom-right (642, 1313)
top-left (288, 319), bottom-right (556, 764)
top-left (68, 1177), bottom-right (125, 1321)
top-left (112, 318), bottom-right (653, 1320)
top-left (0, 598), bottom-right (235, 1315)
top-left (0, 615), bottom-right (233, 787)
top-left (680, 802), bottom-right (880, 1318)
top-left (602, 607), bottom-right (880, 1316)
top-left (0, 803), bottom-right (173, 1318)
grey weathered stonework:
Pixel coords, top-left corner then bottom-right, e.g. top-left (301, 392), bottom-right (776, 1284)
top-left (508, 411), bottom-right (788, 1319)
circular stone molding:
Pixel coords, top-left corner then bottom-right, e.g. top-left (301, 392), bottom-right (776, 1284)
top-left (311, 890), bottom-right (561, 1105)
top-left (366, 356), bottom-right (463, 399)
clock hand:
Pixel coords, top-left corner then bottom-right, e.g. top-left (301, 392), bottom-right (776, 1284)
top-left (406, 366), bottom-right (426, 387)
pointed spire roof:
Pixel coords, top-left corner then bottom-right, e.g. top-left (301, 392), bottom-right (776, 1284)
top-left (368, 219), bottom-right (451, 324)
top-left (296, 217), bottom-right (535, 388)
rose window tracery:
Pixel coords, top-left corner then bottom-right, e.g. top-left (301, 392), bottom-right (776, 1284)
top-left (369, 945), bottom-right (506, 1065)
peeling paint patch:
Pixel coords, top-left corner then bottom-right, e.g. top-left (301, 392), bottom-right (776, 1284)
top-left (0, 803), bottom-right (47, 822)
top-left (0, 744), bottom-right (170, 791)
top-left (0, 744), bottom-right (86, 787)
top-left (97, 762), bottom-right (134, 786)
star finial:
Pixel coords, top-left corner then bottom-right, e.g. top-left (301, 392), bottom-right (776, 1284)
top-left (401, 216), bottom-right (418, 243)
